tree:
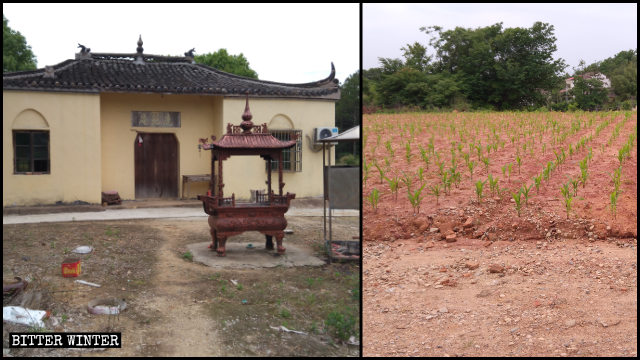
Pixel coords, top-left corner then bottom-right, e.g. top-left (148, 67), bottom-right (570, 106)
top-left (424, 22), bottom-right (566, 109)
top-left (376, 67), bottom-right (429, 108)
top-left (401, 42), bottom-right (430, 72)
top-left (3, 14), bottom-right (37, 72)
top-left (194, 49), bottom-right (258, 79)
top-left (571, 76), bottom-right (608, 110)
top-left (364, 22), bottom-right (567, 110)
top-left (377, 57), bottom-right (404, 75)
top-left (610, 61), bottom-right (637, 101)
top-left (335, 71), bottom-right (360, 162)
top-left (335, 70), bottom-right (360, 132)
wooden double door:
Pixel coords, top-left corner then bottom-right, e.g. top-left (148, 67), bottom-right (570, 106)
top-left (134, 133), bottom-right (178, 198)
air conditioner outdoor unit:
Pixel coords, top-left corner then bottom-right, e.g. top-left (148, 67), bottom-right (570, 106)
top-left (314, 127), bottom-right (339, 143)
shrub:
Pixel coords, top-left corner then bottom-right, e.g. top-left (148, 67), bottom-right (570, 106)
top-left (326, 311), bottom-right (356, 341)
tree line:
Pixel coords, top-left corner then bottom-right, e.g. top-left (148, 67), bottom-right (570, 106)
top-left (364, 22), bottom-right (637, 112)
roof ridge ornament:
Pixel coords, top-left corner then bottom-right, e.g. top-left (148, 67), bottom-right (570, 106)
top-left (330, 62), bottom-right (338, 84)
top-left (75, 43), bottom-right (91, 60)
top-left (136, 35), bottom-right (144, 54)
top-left (135, 35), bottom-right (144, 64)
top-left (240, 93), bottom-right (254, 134)
top-left (43, 66), bottom-right (55, 79)
top-left (184, 48), bottom-right (196, 64)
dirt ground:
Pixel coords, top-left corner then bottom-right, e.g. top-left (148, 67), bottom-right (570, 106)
top-left (3, 215), bottom-right (360, 357)
top-left (363, 238), bottom-right (636, 357)
top-left (362, 111), bottom-right (637, 356)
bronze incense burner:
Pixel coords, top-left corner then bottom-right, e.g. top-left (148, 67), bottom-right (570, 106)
top-left (197, 95), bottom-right (296, 256)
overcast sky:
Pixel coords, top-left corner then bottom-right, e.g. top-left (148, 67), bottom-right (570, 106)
top-left (3, 3), bottom-right (359, 84)
top-left (364, 3), bottom-right (637, 74)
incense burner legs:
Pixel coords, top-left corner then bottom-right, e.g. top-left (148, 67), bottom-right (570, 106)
top-left (207, 213), bottom-right (287, 257)
top-left (265, 233), bottom-right (285, 254)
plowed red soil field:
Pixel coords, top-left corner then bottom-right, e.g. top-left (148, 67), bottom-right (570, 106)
top-left (362, 111), bottom-right (637, 357)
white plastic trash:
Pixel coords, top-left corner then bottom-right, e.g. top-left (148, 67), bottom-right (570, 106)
top-left (87, 298), bottom-right (127, 315)
top-left (3, 306), bottom-right (47, 328)
top-left (75, 280), bottom-right (101, 287)
top-left (72, 246), bottom-right (93, 254)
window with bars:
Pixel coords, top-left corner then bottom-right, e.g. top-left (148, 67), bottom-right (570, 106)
top-left (268, 129), bottom-right (302, 172)
top-left (13, 130), bottom-right (50, 174)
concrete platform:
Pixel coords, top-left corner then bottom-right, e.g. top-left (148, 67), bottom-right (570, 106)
top-left (186, 241), bottom-right (325, 269)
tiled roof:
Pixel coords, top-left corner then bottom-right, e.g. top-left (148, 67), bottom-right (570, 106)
top-left (212, 132), bottom-right (297, 150)
top-left (3, 52), bottom-right (340, 100)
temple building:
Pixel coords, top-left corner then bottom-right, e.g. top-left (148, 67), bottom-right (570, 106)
top-left (3, 37), bottom-right (339, 206)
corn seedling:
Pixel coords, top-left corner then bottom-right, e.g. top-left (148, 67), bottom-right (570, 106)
top-left (384, 175), bottom-right (400, 201)
top-left (481, 156), bottom-right (490, 173)
top-left (568, 143), bottom-right (574, 158)
top-left (427, 137), bottom-right (435, 154)
top-left (407, 183), bottom-right (427, 215)
top-left (385, 140), bottom-right (394, 157)
top-left (569, 178), bottom-right (579, 197)
top-left (610, 189), bottom-right (618, 219)
top-left (450, 166), bottom-right (461, 189)
top-left (521, 184), bottom-right (532, 206)
top-left (467, 160), bottom-right (475, 180)
top-left (419, 145), bottom-right (430, 169)
top-left (533, 174), bottom-right (542, 194)
top-left (475, 180), bottom-right (486, 203)
top-left (516, 155), bottom-right (521, 174)
top-left (543, 162), bottom-right (552, 182)
top-left (441, 171), bottom-right (453, 195)
top-left (488, 173), bottom-right (499, 196)
top-left (437, 158), bottom-right (445, 176)
top-left (610, 166), bottom-right (622, 193)
top-left (553, 150), bottom-right (562, 170)
top-left (429, 183), bottom-right (441, 205)
top-left (507, 163), bottom-right (512, 183)
top-left (367, 188), bottom-right (380, 212)
top-left (374, 163), bottom-right (386, 184)
top-left (560, 182), bottom-right (573, 219)
top-left (405, 141), bottom-right (412, 163)
top-left (579, 158), bottom-right (588, 188)
top-left (512, 190), bottom-right (523, 217)
top-left (400, 171), bottom-right (413, 192)
top-left (462, 152), bottom-right (470, 166)
top-left (417, 167), bottom-right (424, 184)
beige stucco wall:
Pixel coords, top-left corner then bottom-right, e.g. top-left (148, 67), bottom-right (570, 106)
top-left (100, 93), bottom-right (223, 199)
top-left (221, 97), bottom-right (335, 200)
top-left (4, 91), bottom-right (335, 206)
top-left (3, 91), bottom-right (101, 206)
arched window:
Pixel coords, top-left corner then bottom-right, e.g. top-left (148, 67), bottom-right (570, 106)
top-left (12, 109), bottom-right (50, 174)
top-left (268, 114), bottom-right (302, 172)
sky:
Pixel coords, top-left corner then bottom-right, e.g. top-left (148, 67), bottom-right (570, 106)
top-left (3, 3), bottom-right (359, 84)
top-left (364, 3), bottom-right (637, 74)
